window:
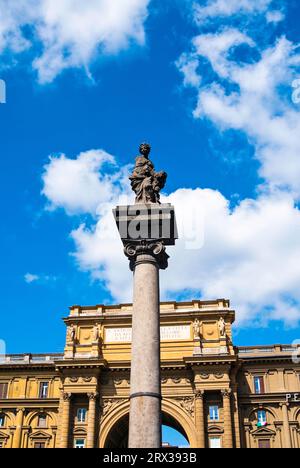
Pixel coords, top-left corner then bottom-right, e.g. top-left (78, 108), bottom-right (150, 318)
top-left (0, 383), bottom-right (8, 399)
top-left (209, 406), bottom-right (219, 421)
top-left (254, 376), bottom-right (265, 394)
top-left (257, 410), bottom-right (267, 427)
top-left (34, 442), bottom-right (46, 449)
top-left (209, 437), bottom-right (222, 449)
top-left (0, 414), bottom-right (5, 427)
top-left (38, 414), bottom-right (47, 428)
top-left (77, 408), bottom-right (87, 423)
top-left (258, 439), bottom-right (271, 449)
top-left (39, 382), bottom-right (49, 399)
top-left (74, 439), bottom-right (85, 449)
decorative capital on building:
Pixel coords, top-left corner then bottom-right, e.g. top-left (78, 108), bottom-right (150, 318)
top-left (63, 392), bottom-right (72, 402)
top-left (124, 240), bottom-right (169, 271)
top-left (87, 392), bottom-right (99, 401)
top-left (194, 390), bottom-right (204, 400)
top-left (221, 389), bottom-right (232, 398)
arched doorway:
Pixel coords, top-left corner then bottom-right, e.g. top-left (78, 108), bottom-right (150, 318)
top-left (103, 412), bottom-right (190, 448)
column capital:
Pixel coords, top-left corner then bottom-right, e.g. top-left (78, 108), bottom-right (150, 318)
top-left (16, 407), bottom-right (26, 414)
top-left (195, 390), bottom-right (205, 400)
top-left (63, 392), bottom-right (72, 402)
top-left (87, 392), bottom-right (99, 401)
top-left (280, 402), bottom-right (289, 408)
top-left (124, 240), bottom-right (169, 271)
top-left (221, 389), bottom-right (232, 398)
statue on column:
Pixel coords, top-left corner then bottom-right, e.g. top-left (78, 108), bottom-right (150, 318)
top-left (129, 143), bottom-right (167, 204)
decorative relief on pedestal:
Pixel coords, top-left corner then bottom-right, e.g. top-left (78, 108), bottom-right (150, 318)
top-left (124, 240), bottom-right (169, 271)
top-left (180, 397), bottom-right (195, 416)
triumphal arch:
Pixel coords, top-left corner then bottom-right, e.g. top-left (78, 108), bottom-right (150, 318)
top-left (0, 299), bottom-right (300, 449)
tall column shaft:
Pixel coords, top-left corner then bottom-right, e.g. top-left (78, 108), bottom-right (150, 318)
top-left (12, 408), bottom-right (25, 448)
top-left (60, 393), bottom-right (71, 449)
top-left (56, 389), bottom-right (64, 448)
top-left (233, 391), bottom-right (241, 448)
top-left (195, 391), bottom-right (205, 448)
top-left (282, 403), bottom-right (292, 448)
top-left (128, 253), bottom-right (162, 448)
top-left (222, 390), bottom-right (233, 449)
top-left (87, 393), bottom-right (98, 449)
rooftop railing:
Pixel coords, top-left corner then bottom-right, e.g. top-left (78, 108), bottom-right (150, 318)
top-left (0, 353), bottom-right (63, 365)
top-left (238, 344), bottom-right (299, 356)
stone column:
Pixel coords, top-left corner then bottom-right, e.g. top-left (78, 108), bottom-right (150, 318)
top-left (87, 393), bottom-right (98, 449)
top-left (12, 408), bottom-right (25, 448)
top-left (195, 391), bottom-right (205, 448)
top-left (281, 403), bottom-right (292, 448)
top-left (232, 390), bottom-right (241, 448)
top-left (126, 242), bottom-right (168, 448)
top-left (222, 390), bottom-right (233, 449)
top-left (60, 392), bottom-right (71, 449)
top-left (56, 389), bottom-right (64, 448)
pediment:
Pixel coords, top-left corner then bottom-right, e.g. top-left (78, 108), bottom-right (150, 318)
top-left (73, 427), bottom-right (87, 436)
top-left (29, 430), bottom-right (51, 440)
top-left (207, 425), bottom-right (224, 434)
top-left (252, 426), bottom-right (276, 437)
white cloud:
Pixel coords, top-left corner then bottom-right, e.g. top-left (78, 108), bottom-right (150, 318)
top-left (193, 0), bottom-right (273, 22)
top-left (41, 149), bottom-right (132, 215)
top-left (266, 10), bottom-right (285, 24)
top-left (24, 273), bottom-right (39, 284)
top-left (0, 0), bottom-right (150, 82)
top-left (41, 150), bottom-right (300, 327)
top-left (177, 31), bottom-right (300, 198)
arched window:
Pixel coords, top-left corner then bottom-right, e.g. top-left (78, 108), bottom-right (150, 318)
top-left (0, 414), bottom-right (5, 427)
top-left (77, 408), bottom-right (87, 423)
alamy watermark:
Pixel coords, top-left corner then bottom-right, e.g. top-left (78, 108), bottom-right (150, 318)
top-left (292, 79), bottom-right (300, 104)
top-left (0, 79), bottom-right (6, 104)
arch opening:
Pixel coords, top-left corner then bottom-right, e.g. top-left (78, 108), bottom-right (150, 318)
top-left (103, 412), bottom-right (190, 448)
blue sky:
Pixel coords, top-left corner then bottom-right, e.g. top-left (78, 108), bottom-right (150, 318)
top-left (0, 0), bottom-right (300, 356)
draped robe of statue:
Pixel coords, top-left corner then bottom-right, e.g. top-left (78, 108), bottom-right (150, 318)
top-left (129, 144), bottom-right (167, 204)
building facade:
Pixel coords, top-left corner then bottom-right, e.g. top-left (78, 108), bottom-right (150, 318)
top-left (0, 299), bottom-right (300, 449)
